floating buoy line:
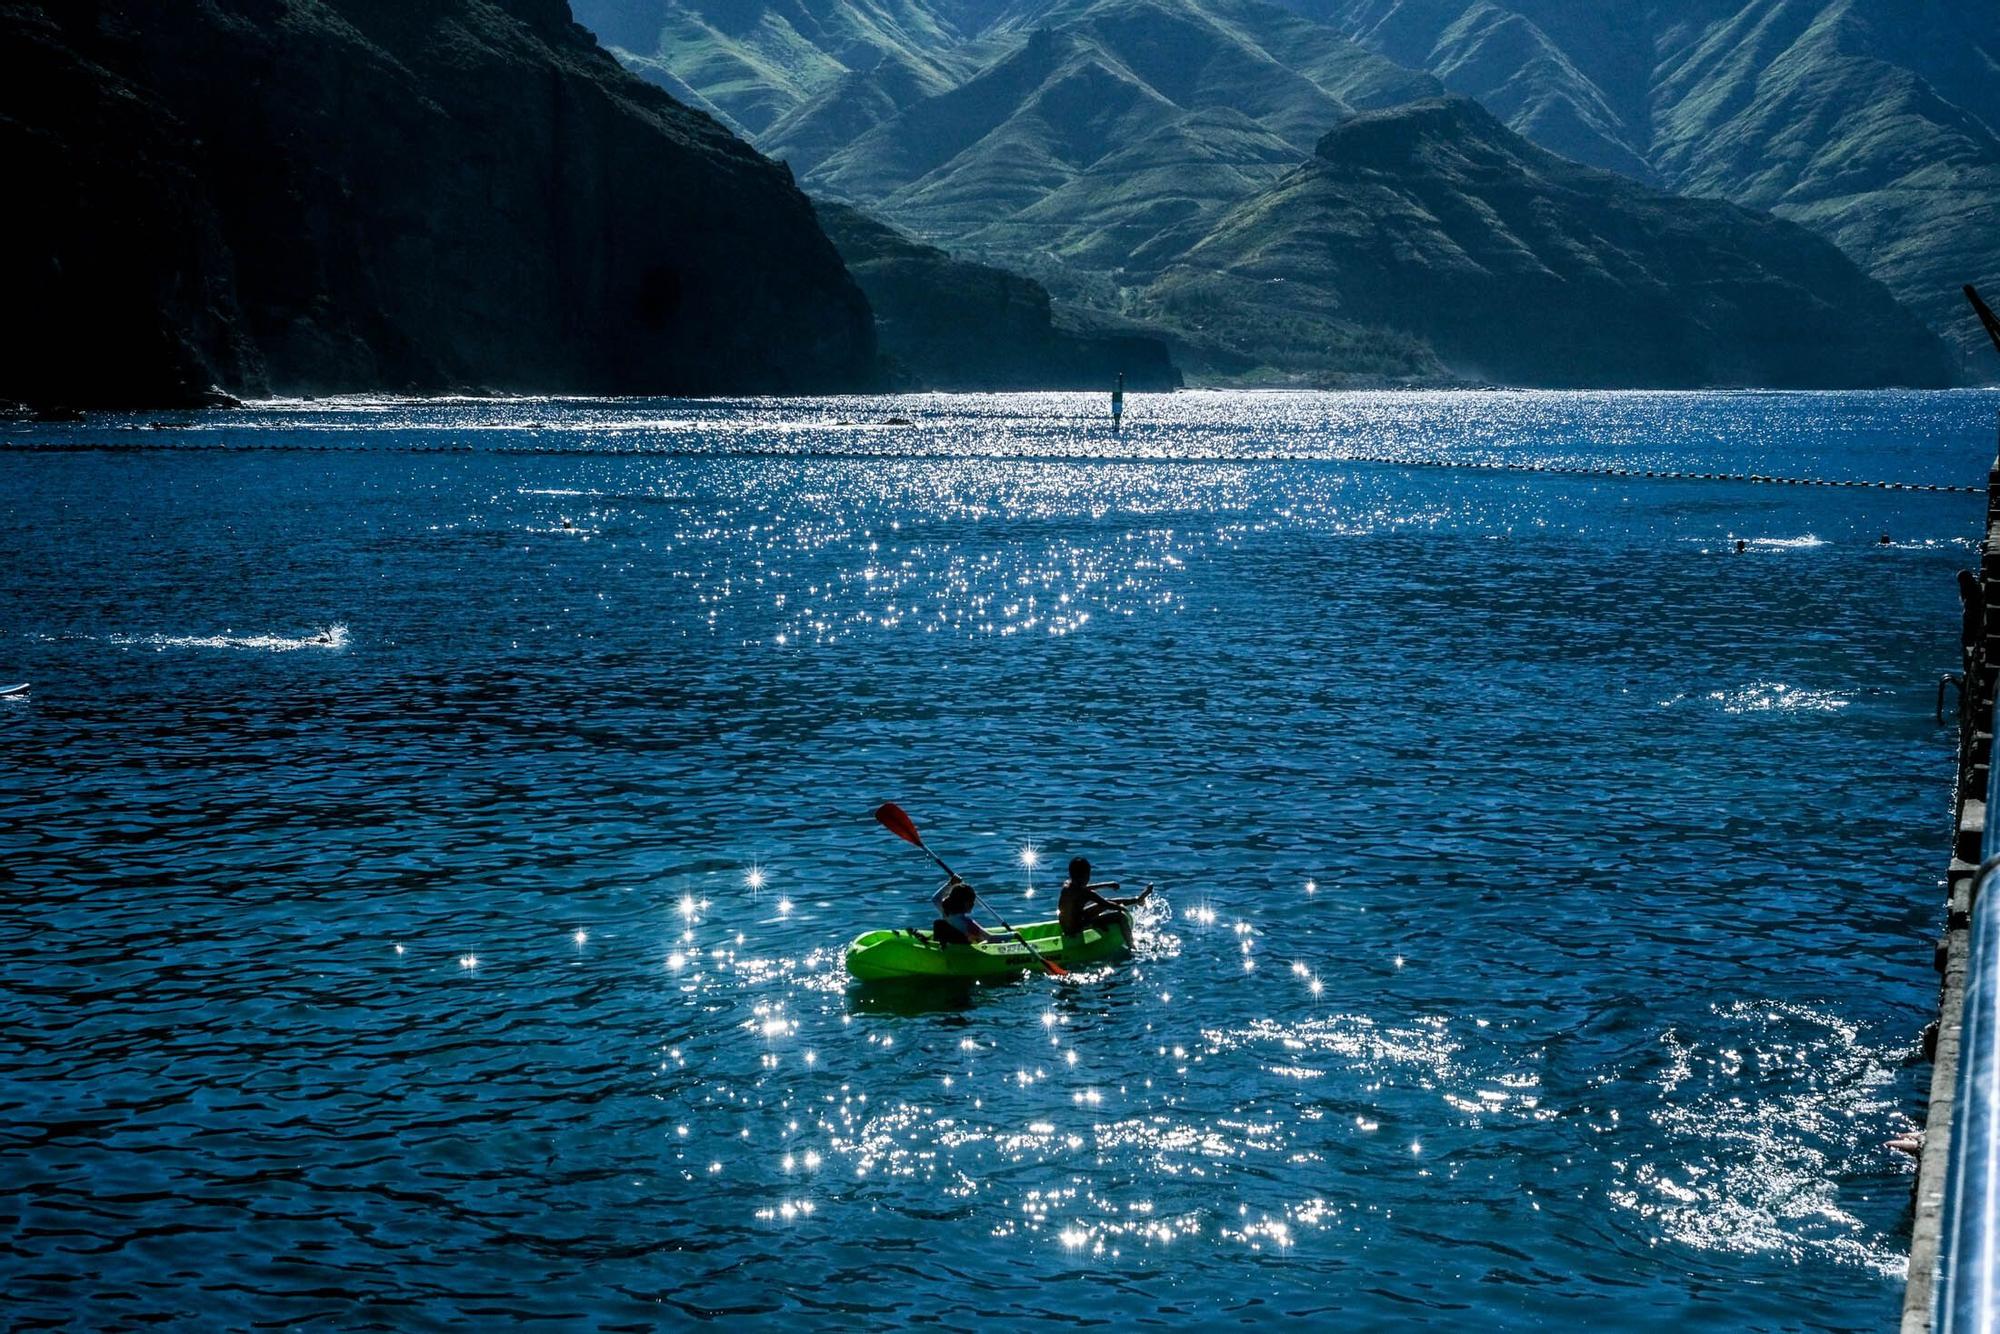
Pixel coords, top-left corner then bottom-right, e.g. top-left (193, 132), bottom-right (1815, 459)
top-left (0, 437), bottom-right (1980, 492)
top-left (1330, 453), bottom-right (1983, 493)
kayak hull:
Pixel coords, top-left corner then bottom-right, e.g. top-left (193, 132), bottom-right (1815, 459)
top-left (845, 916), bottom-right (1130, 983)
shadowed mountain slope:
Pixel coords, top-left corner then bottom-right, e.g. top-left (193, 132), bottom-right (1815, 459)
top-left (816, 201), bottom-right (1181, 389)
top-left (1142, 98), bottom-right (1956, 387)
top-left (4, 0), bottom-right (875, 408)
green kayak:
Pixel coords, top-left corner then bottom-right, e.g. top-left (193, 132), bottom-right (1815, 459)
top-left (845, 916), bottom-right (1131, 984)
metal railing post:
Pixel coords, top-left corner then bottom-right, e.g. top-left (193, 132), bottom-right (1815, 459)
top-left (1939, 696), bottom-right (2000, 1331)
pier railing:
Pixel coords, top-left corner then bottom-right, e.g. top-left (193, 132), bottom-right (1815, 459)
top-left (1913, 304), bottom-right (2000, 1332)
top-left (1939, 721), bottom-right (2000, 1331)
top-left (1917, 427), bottom-right (2000, 1333)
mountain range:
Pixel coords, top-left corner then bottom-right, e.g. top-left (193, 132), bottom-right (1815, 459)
top-left (13, 0), bottom-right (1988, 404)
top-left (1267, 0), bottom-right (2000, 367)
top-left (577, 0), bottom-right (1440, 291)
top-left (1144, 98), bottom-right (1951, 386)
top-left (588, 0), bottom-right (1996, 378)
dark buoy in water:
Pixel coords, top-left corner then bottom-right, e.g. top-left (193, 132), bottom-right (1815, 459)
top-left (1111, 370), bottom-right (1125, 433)
top-left (1879, 532), bottom-right (1892, 546)
top-left (1734, 539), bottom-right (1747, 554)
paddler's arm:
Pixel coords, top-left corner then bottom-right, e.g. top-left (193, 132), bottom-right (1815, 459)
top-left (1090, 882), bottom-right (1153, 909)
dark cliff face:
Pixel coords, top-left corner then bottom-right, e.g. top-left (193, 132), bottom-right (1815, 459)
top-left (1, 0), bottom-right (876, 408)
top-left (814, 200), bottom-right (1180, 391)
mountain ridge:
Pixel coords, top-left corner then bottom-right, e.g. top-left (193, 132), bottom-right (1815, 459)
top-left (796, 0), bottom-right (1440, 298)
top-left (590, 0), bottom-right (1997, 373)
top-left (1140, 97), bottom-right (1956, 387)
top-left (1270, 0), bottom-right (2000, 368)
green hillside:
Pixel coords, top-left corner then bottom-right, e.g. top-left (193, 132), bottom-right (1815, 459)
top-left (802, 0), bottom-right (1437, 280)
top-left (572, 0), bottom-right (1995, 382)
top-left (764, 50), bottom-right (964, 175)
top-left (567, 0), bottom-right (987, 134)
top-left (1140, 98), bottom-right (1956, 387)
top-left (1268, 0), bottom-right (2000, 370)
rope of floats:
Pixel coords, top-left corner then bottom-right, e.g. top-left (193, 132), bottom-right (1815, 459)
top-left (1, 437), bottom-right (1983, 492)
top-left (1333, 454), bottom-right (1982, 493)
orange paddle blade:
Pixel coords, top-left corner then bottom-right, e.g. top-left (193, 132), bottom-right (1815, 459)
top-left (874, 802), bottom-right (923, 848)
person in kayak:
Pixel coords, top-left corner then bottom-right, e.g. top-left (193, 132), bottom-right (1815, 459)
top-left (1059, 856), bottom-right (1151, 938)
top-left (931, 877), bottom-right (1010, 946)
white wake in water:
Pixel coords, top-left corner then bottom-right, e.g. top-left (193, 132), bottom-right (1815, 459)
top-left (105, 623), bottom-right (350, 653)
top-left (1609, 1000), bottom-right (1907, 1277)
top-left (1738, 535), bottom-right (1827, 550)
top-left (1657, 682), bottom-right (1850, 714)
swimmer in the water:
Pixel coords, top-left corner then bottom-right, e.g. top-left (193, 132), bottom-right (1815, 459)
top-left (1734, 539), bottom-right (1747, 554)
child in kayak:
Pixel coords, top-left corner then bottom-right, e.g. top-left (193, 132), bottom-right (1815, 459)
top-left (931, 878), bottom-right (1011, 946)
top-left (1059, 857), bottom-right (1152, 938)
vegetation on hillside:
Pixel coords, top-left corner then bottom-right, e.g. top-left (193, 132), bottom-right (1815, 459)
top-left (574, 0), bottom-right (1996, 382)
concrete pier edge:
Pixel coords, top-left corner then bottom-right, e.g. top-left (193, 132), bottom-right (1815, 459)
top-left (1902, 433), bottom-right (2000, 1332)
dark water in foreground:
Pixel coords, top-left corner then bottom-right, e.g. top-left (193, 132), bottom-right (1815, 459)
top-left (3, 390), bottom-right (1997, 1329)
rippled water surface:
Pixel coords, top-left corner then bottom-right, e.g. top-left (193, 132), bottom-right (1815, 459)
top-left (4, 390), bottom-right (1997, 1328)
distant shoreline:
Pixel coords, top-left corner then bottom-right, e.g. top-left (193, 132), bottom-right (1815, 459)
top-left (9, 381), bottom-right (1996, 422)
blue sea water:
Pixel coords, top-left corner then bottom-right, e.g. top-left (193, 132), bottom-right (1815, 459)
top-left (2, 389), bottom-right (1998, 1329)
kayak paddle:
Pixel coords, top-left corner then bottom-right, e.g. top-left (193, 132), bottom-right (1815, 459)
top-left (873, 802), bottom-right (1068, 978)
